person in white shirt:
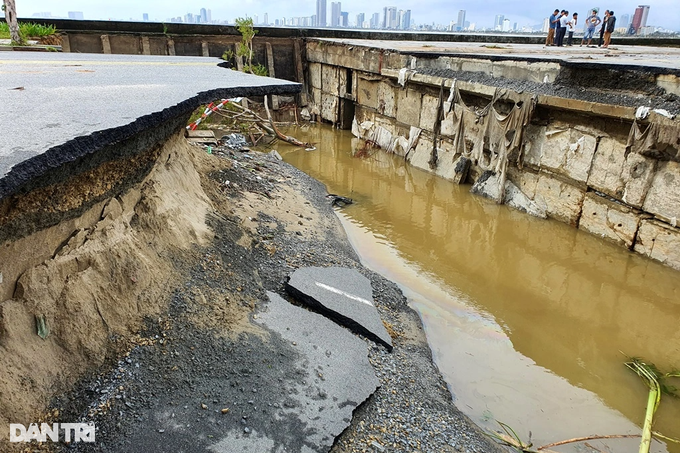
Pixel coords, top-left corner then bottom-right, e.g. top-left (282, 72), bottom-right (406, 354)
top-left (556, 10), bottom-right (569, 47)
top-left (566, 12), bottom-right (578, 46)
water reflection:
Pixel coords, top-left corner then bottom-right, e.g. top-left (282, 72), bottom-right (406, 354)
top-left (277, 124), bottom-right (680, 452)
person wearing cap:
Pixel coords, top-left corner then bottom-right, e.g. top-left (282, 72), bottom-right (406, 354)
top-left (580, 9), bottom-right (601, 46)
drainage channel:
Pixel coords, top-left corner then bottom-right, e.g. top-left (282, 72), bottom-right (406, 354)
top-left (276, 123), bottom-right (680, 453)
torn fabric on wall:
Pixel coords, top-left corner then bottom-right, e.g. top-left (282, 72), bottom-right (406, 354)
top-left (626, 120), bottom-right (680, 162)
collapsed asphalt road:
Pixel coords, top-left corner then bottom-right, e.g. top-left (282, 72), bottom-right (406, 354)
top-left (52, 141), bottom-right (502, 453)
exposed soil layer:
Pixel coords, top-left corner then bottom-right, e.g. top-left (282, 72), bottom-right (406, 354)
top-left (33, 141), bottom-right (503, 453)
top-left (418, 67), bottom-right (680, 114)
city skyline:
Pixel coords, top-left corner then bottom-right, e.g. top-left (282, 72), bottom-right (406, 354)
top-left (14, 0), bottom-right (680, 32)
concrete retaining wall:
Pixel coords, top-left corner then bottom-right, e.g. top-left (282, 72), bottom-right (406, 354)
top-left (307, 39), bottom-right (680, 271)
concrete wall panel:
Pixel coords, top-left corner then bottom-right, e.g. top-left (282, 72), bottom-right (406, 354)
top-left (149, 37), bottom-right (169, 55)
top-left (321, 64), bottom-right (340, 96)
top-left (579, 193), bottom-right (641, 248)
top-left (68, 33), bottom-right (104, 53)
top-left (377, 81), bottom-right (398, 118)
top-left (172, 39), bottom-right (202, 56)
top-left (642, 160), bottom-right (680, 223)
top-left (539, 126), bottom-right (597, 184)
top-left (312, 87), bottom-right (322, 107)
top-left (522, 124), bottom-right (546, 168)
top-left (419, 95), bottom-right (439, 132)
top-left (109, 35), bottom-right (141, 54)
top-left (534, 174), bottom-right (585, 226)
top-left (409, 135), bottom-right (433, 172)
top-left (396, 88), bottom-right (422, 126)
top-left (309, 62), bottom-right (322, 90)
top-left (357, 77), bottom-right (379, 110)
top-left (634, 219), bottom-right (680, 270)
top-left (433, 139), bottom-right (460, 181)
top-left (321, 92), bottom-right (339, 124)
top-left (588, 137), bottom-right (656, 207)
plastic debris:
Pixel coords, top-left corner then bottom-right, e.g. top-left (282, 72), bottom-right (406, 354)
top-left (636, 106), bottom-right (650, 120)
top-left (223, 133), bottom-right (248, 151)
top-left (35, 314), bottom-right (49, 340)
top-left (652, 109), bottom-right (676, 120)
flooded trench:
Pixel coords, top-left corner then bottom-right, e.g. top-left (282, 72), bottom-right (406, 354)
top-left (276, 124), bottom-right (680, 453)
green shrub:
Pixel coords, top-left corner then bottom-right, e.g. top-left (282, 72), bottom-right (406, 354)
top-left (0, 22), bottom-right (57, 39)
top-left (244, 63), bottom-right (268, 76)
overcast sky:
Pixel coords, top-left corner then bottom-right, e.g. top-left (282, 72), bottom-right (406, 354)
top-left (16, 0), bottom-right (680, 30)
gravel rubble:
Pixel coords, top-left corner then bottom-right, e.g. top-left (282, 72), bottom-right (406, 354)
top-left (418, 67), bottom-right (680, 115)
top-left (50, 143), bottom-right (503, 453)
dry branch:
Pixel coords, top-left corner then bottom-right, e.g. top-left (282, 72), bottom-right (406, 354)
top-left (264, 96), bottom-right (314, 149)
top-left (538, 434), bottom-right (641, 450)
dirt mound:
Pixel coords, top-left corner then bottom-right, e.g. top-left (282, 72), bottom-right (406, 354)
top-left (0, 133), bottom-right (214, 448)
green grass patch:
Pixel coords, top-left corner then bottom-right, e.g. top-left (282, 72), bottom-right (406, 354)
top-left (0, 22), bottom-right (57, 39)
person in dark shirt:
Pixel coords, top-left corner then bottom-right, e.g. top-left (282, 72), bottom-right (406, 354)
top-left (603, 11), bottom-right (616, 48)
top-left (598, 10), bottom-right (609, 46)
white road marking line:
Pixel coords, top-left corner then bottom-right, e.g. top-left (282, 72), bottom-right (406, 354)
top-left (315, 282), bottom-right (374, 307)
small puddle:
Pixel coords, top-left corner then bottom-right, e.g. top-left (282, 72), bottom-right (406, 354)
top-left (276, 123), bottom-right (680, 453)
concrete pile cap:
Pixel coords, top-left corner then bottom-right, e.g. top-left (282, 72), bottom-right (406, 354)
top-left (0, 52), bottom-right (301, 201)
top-left (285, 266), bottom-right (393, 351)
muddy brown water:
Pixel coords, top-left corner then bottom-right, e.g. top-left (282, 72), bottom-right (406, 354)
top-left (275, 123), bottom-right (680, 453)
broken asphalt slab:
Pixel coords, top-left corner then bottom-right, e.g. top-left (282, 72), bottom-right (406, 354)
top-left (0, 52), bottom-right (300, 201)
top-left (62, 291), bottom-right (379, 453)
top-left (285, 267), bottom-right (393, 351)
top-left (223, 291), bottom-right (379, 453)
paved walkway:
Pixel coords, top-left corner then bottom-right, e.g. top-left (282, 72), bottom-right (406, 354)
top-left (0, 52), bottom-right (299, 198)
top-left (321, 39), bottom-right (680, 71)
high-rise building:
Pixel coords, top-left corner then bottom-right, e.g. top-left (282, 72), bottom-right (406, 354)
top-left (382, 6), bottom-right (397, 29)
top-left (143, 13), bottom-right (149, 21)
top-left (356, 13), bottom-right (365, 28)
top-left (331, 2), bottom-right (341, 27)
top-left (502, 18), bottom-right (510, 31)
top-left (200, 8), bottom-right (208, 23)
top-left (619, 13), bottom-right (630, 30)
top-left (340, 11), bottom-right (348, 27)
top-left (207, 9), bottom-right (212, 23)
top-left (542, 17), bottom-right (550, 32)
top-left (316, 0), bottom-right (327, 27)
top-left (264, 13), bottom-right (268, 25)
top-left (370, 12), bottom-right (380, 29)
top-left (68, 11), bottom-right (84, 20)
top-left (457, 10), bottom-right (466, 31)
top-left (631, 5), bottom-right (650, 34)
top-left (494, 14), bottom-right (504, 30)
top-left (401, 10), bottom-right (411, 30)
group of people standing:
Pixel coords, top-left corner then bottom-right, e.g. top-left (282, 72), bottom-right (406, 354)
top-left (546, 9), bottom-right (578, 46)
top-left (545, 8), bottom-right (617, 48)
